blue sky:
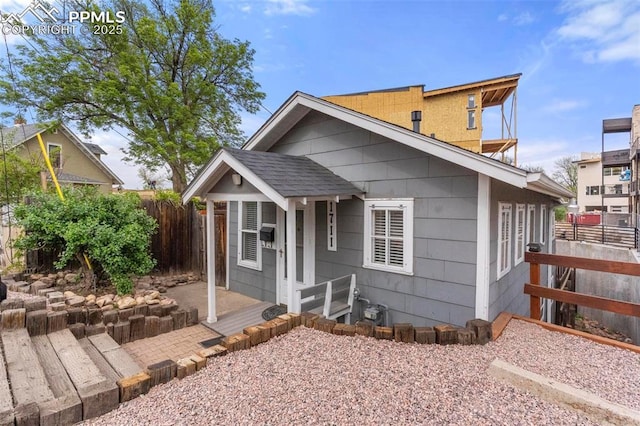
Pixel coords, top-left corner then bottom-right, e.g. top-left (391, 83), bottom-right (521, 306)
top-left (2, 0), bottom-right (639, 188)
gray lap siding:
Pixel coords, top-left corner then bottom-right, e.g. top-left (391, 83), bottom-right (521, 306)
top-left (228, 201), bottom-right (277, 303)
top-left (274, 111), bottom-right (478, 327)
top-left (488, 180), bottom-right (553, 320)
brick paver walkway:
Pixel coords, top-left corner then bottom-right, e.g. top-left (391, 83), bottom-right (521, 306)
top-left (122, 324), bottom-right (221, 368)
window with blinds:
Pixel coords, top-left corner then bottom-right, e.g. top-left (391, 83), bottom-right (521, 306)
top-left (515, 204), bottom-right (525, 265)
top-left (363, 199), bottom-right (413, 275)
top-left (238, 201), bottom-right (262, 270)
top-left (497, 202), bottom-right (512, 279)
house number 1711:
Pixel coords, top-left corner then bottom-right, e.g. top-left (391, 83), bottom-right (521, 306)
top-left (327, 201), bottom-right (337, 251)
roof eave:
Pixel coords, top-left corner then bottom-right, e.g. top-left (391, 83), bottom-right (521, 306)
top-left (526, 173), bottom-right (574, 200)
top-left (246, 93), bottom-right (529, 188)
top-left (58, 125), bottom-right (124, 185)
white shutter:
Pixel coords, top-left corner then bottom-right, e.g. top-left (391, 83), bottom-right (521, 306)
top-left (363, 200), bottom-right (413, 274)
top-left (237, 201), bottom-right (262, 270)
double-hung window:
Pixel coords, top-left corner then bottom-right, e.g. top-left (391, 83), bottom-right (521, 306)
top-left (237, 201), bottom-right (262, 270)
top-left (47, 143), bottom-right (62, 169)
top-left (515, 204), bottom-right (525, 265)
top-left (363, 199), bottom-right (413, 275)
top-left (497, 202), bottom-right (512, 279)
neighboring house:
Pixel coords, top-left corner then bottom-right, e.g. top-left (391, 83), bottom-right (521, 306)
top-left (627, 105), bottom-right (640, 222)
top-left (575, 150), bottom-right (630, 214)
top-left (0, 122), bottom-right (123, 194)
top-left (184, 92), bottom-right (572, 327)
top-left (323, 73), bottom-right (520, 163)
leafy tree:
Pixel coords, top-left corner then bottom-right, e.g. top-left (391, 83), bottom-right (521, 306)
top-left (552, 156), bottom-right (578, 196)
top-left (0, 0), bottom-right (265, 192)
top-left (12, 188), bottom-right (157, 294)
top-left (0, 147), bottom-right (43, 204)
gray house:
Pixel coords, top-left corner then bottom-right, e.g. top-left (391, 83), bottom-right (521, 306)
top-left (184, 92), bottom-right (573, 327)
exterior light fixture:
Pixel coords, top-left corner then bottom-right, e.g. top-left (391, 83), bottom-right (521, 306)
top-left (232, 173), bottom-right (242, 186)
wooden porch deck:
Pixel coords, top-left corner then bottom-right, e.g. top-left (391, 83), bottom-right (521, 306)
top-left (201, 301), bottom-right (273, 337)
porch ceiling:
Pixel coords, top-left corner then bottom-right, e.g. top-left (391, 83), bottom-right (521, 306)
top-left (225, 148), bottom-right (363, 198)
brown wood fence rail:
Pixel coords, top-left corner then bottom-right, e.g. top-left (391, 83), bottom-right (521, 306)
top-left (525, 251), bottom-right (640, 321)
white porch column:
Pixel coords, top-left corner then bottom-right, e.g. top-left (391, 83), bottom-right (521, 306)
top-left (206, 199), bottom-right (217, 323)
top-left (286, 198), bottom-right (298, 313)
top-left (475, 174), bottom-right (491, 320)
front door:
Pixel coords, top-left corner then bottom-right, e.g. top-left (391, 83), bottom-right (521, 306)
top-left (276, 202), bottom-right (315, 306)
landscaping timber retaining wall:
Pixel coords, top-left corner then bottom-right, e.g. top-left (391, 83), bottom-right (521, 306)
top-left (148, 312), bottom-right (493, 385)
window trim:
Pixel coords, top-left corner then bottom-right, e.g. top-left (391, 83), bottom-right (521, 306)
top-left (47, 143), bottom-right (62, 169)
top-left (467, 94), bottom-right (476, 109)
top-left (467, 110), bottom-right (476, 130)
top-left (541, 205), bottom-right (547, 245)
top-left (526, 204), bottom-right (536, 245)
top-left (237, 201), bottom-right (262, 271)
top-left (515, 204), bottom-right (525, 265)
top-left (497, 202), bottom-right (512, 279)
top-left (363, 198), bottom-right (414, 275)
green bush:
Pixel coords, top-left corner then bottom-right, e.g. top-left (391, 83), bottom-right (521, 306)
top-left (154, 189), bottom-right (181, 204)
top-left (13, 188), bottom-right (157, 294)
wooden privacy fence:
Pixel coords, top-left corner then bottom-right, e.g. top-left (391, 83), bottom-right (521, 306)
top-left (525, 252), bottom-right (640, 322)
top-left (142, 200), bottom-right (226, 283)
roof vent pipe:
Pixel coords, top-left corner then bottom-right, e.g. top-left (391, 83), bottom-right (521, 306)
top-left (411, 110), bottom-right (422, 133)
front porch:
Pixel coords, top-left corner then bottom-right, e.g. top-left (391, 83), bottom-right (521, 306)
top-left (194, 148), bottom-right (364, 325)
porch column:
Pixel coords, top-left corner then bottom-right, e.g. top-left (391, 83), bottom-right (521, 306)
top-left (206, 199), bottom-right (217, 323)
top-left (475, 174), bottom-right (490, 320)
top-left (286, 198), bottom-right (298, 313)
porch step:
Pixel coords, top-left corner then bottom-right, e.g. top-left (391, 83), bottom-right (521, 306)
top-left (47, 329), bottom-right (119, 420)
top-left (78, 338), bottom-right (121, 382)
top-left (88, 333), bottom-right (143, 378)
top-left (2, 329), bottom-right (55, 424)
top-left (0, 335), bottom-right (14, 426)
top-left (205, 301), bottom-right (272, 336)
top-left (31, 335), bottom-right (82, 425)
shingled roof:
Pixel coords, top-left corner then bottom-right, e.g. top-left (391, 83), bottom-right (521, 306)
top-left (224, 148), bottom-right (362, 198)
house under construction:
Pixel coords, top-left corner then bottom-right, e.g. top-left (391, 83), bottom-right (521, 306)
top-left (323, 73), bottom-right (520, 164)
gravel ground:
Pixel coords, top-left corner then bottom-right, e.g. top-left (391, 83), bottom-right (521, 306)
top-left (83, 320), bottom-right (640, 425)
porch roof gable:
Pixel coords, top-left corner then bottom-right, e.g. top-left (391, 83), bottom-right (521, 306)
top-left (225, 148), bottom-right (362, 198)
top-left (185, 148), bottom-right (363, 209)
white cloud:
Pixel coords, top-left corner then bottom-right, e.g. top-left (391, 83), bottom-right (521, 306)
top-left (496, 11), bottom-right (535, 25)
top-left (514, 11), bottom-right (535, 26)
top-left (264, 0), bottom-right (316, 16)
top-left (240, 4), bottom-right (252, 13)
top-left (516, 139), bottom-right (572, 174)
top-left (543, 99), bottom-right (587, 113)
top-left (557, 0), bottom-right (640, 63)
top-left (86, 129), bottom-right (146, 190)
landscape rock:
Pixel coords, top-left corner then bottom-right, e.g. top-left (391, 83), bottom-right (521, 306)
top-left (66, 296), bottom-right (85, 307)
top-left (40, 276), bottom-right (54, 285)
top-left (135, 296), bottom-right (146, 306)
top-left (56, 278), bottom-right (67, 286)
top-left (64, 273), bottom-right (79, 283)
top-left (63, 291), bottom-right (76, 299)
top-left (118, 297), bottom-right (137, 309)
